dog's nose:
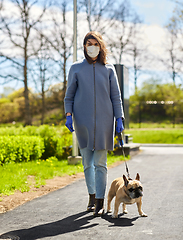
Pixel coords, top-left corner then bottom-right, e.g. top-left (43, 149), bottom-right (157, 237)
top-left (135, 190), bottom-right (143, 198)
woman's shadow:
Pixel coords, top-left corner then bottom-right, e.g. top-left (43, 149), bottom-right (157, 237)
top-left (0, 211), bottom-right (97, 240)
top-left (0, 211), bottom-right (138, 240)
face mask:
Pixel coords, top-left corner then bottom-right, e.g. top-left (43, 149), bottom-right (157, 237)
top-left (86, 45), bottom-right (100, 58)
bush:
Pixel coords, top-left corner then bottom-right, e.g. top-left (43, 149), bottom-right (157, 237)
top-left (0, 102), bottom-right (20, 123)
top-left (0, 125), bottom-right (73, 160)
top-left (0, 136), bottom-right (44, 165)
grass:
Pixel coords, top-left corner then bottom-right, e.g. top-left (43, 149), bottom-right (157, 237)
top-left (129, 122), bottom-right (183, 129)
top-left (125, 128), bottom-right (183, 144)
top-left (0, 154), bottom-right (127, 197)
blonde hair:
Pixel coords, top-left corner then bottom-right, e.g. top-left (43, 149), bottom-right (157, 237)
top-left (83, 31), bottom-right (108, 65)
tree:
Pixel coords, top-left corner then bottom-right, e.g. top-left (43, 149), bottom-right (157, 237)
top-left (162, 19), bottom-right (181, 83)
top-left (78, 0), bottom-right (116, 34)
top-left (30, 31), bottom-right (57, 124)
top-left (107, 0), bottom-right (134, 64)
top-left (127, 15), bottom-right (149, 91)
top-left (161, 1), bottom-right (183, 83)
top-left (39, 0), bottom-right (73, 116)
top-left (0, 0), bottom-right (49, 125)
top-left (129, 79), bottom-right (183, 123)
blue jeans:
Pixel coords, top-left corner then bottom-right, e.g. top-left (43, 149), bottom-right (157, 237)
top-left (80, 148), bottom-right (107, 199)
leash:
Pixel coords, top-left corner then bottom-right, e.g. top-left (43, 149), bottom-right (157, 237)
top-left (118, 132), bottom-right (130, 179)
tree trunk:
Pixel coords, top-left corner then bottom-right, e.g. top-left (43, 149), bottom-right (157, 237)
top-left (41, 70), bottom-right (45, 125)
top-left (24, 49), bottom-right (32, 125)
top-left (41, 90), bottom-right (45, 125)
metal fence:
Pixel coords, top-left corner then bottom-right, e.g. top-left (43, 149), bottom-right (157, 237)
top-left (129, 101), bottom-right (183, 127)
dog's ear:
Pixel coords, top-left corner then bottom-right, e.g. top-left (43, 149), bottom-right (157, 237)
top-left (123, 175), bottom-right (129, 187)
top-left (135, 173), bottom-right (140, 181)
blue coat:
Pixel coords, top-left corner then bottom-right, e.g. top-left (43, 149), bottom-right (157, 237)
top-left (64, 58), bottom-right (124, 151)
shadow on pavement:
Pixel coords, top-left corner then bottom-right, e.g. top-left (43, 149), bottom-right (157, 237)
top-left (102, 213), bottom-right (139, 227)
top-left (0, 212), bottom-right (139, 239)
top-left (0, 211), bottom-right (98, 240)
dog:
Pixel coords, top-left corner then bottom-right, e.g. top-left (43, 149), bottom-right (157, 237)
top-left (107, 173), bottom-right (147, 218)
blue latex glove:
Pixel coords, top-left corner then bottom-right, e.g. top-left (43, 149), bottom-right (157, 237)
top-left (65, 115), bottom-right (74, 132)
top-left (116, 118), bottom-right (124, 133)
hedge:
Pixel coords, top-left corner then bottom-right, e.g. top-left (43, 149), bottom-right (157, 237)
top-left (0, 136), bottom-right (44, 165)
top-left (0, 125), bottom-right (72, 161)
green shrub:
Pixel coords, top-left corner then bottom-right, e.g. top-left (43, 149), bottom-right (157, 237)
top-left (0, 125), bottom-right (73, 160)
top-left (0, 136), bottom-right (44, 165)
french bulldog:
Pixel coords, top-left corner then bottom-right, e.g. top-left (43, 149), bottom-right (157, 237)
top-left (107, 173), bottom-right (147, 218)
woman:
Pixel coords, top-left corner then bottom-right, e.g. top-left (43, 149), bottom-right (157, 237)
top-left (64, 31), bottom-right (124, 217)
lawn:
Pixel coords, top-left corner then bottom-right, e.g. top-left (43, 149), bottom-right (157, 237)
top-left (0, 154), bottom-right (127, 197)
top-left (125, 128), bottom-right (183, 144)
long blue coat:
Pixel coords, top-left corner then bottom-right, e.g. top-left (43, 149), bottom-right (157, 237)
top-left (64, 58), bottom-right (124, 151)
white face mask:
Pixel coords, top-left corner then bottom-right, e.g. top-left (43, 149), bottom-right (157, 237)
top-left (86, 45), bottom-right (100, 58)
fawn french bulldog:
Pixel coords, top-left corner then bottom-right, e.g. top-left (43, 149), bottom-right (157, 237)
top-left (107, 173), bottom-right (147, 218)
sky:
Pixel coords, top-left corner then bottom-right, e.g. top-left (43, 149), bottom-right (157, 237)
top-left (130, 0), bottom-right (175, 27)
top-left (0, 0), bottom-right (178, 95)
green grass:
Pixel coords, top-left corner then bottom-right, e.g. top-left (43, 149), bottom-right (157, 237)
top-left (125, 128), bottom-right (183, 144)
top-left (0, 154), bottom-right (127, 197)
top-left (129, 122), bottom-right (183, 129)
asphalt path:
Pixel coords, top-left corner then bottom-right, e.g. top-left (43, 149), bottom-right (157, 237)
top-left (0, 145), bottom-right (183, 240)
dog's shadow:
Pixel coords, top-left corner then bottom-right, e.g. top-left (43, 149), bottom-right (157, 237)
top-left (102, 212), bottom-right (139, 227)
top-left (0, 211), bottom-right (139, 240)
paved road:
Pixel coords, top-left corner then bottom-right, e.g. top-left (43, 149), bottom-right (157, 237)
top-left (0, 145), bottom-right (183, 240)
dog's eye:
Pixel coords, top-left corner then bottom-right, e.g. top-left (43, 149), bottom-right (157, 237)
top-left (138, 186), bottom-right (143, 191)
top-left (129, 188), bottom-right (134, 192)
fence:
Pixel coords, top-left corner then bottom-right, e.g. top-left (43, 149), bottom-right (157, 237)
top-left (129, 101), bottom-right (183, 127)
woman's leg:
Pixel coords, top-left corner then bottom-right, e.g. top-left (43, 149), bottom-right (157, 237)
top-left (80, 148), bottom-right (95, 195)
top-left (93, 149), bottom-right (107, 216)
top-left (93, 149), bottom-right (107, 199)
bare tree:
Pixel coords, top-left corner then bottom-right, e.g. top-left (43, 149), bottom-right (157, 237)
top-left (0, 0), bottom-right (49, 125)
top-left (161, 17), bottom-right (182, 83)
top-left (0, 0), bottom-right (8, 83)
top-left (78, 0), bottom-right (116, 34)
top-left (171, 1), bottom-right (183, 64)
top-left (159, 1), bottom-right (183, 83)
top-left (107, 0), bottom-right (134, 64)
top-left (30, 32), bottom-right (56, 124)
top-left (39, 0), bottom-right (73, 115)
top-left (127, 15), bottom-right (150, 91)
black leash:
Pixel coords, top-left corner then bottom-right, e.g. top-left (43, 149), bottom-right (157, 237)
top-left (118, 132), bottom-right (130, 179)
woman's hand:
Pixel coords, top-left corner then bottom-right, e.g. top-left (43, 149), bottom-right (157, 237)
top-left (65, 115), bottom-right (74, 132)
top-left (116, 118), bottom-right (124, 133)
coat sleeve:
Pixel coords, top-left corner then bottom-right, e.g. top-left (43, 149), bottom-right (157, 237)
top-left (109, 65), bottom-right (124, 119)
top-left (64, 65), bottom-right (78, 114)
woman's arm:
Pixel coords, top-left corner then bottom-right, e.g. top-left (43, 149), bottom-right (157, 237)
top-left (64, 65), bottom-right (78, 115)
top-left (109, 65), bottom-right (124, 119)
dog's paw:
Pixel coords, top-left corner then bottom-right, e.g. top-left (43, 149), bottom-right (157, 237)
top-left (140, 212), bottom-right (148, 217)
top-left (111, 214), bottom-right (118, 218)
top-left (107, 209), bottom-right (112, 213)
top-left (123, 210), bottom-right (128, 214)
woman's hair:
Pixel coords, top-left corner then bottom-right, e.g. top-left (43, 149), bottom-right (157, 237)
top-left (83, 31), bottom-right (108, 65)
